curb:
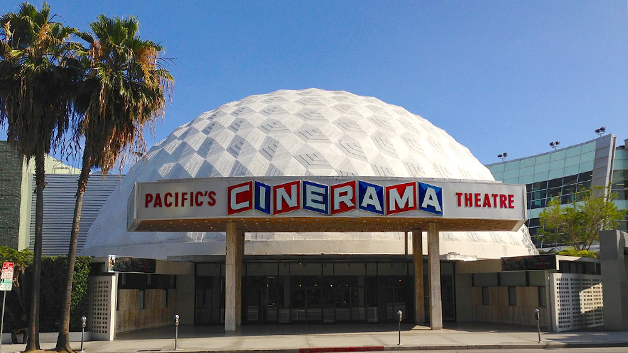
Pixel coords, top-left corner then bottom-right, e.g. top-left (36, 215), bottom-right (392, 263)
top-left (300, 347), bottom-right (384, 353)
top-left (153, 341), bottom-right (628, 353)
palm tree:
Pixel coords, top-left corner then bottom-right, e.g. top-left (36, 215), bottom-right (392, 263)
top-left (55, 15), bottom-right (173, 352)
top-left (0, 3), bottom-right (77, 351)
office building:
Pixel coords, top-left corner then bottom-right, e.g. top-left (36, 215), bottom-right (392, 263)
top-left (486, 134), bottom-right (628, 247)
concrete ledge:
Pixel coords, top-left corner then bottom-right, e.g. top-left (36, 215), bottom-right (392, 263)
top-left (1, 331), bottom-right (92, 344)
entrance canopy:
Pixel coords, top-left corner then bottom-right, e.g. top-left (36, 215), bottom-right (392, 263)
top-left (128, 176), bottom-right (526, 233)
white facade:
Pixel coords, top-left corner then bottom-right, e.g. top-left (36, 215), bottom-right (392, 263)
top-left (82, 88), bottom-right (536, 260)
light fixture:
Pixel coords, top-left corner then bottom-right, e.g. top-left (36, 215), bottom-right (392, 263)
top-left (497, 152), bottom-right (508, 161)
top-left (549, 141), bottom-right (560, 150)
top-left (595, 127), bottom-right (606, 136)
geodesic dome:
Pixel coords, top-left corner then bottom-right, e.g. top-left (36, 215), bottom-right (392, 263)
top-left (81, 88), bottom-right (537, 259)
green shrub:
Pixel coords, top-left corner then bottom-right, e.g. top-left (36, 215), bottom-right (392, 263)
top-left (39, 256), bottom-right (91, 332)
top-left (0, 246), bottom-right (32, 333)
top-left (1, 253), bottom-right (91, 332)
top-left (557, 248), bottom-right (598, 259)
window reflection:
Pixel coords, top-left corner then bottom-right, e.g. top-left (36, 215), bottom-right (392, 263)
top-left (196, 261), bottom-right (445, 325)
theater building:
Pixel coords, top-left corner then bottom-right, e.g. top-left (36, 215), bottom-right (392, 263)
top-left (78, 89), bottom-right (559, 339)
top-left (2, 89), bottom-right (605, 339)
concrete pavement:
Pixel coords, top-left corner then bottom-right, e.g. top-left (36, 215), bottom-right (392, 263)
top-left (2, 323), bottom-right (628, 353)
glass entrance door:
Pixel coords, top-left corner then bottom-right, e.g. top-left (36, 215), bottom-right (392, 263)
top-left (441, 275), bottom-right (456, 321)
top-left (333, 286), bottom-right (366, 322)
top-left (215, 261), bottom-right (419, 326)
top-left (378, 287), bottom-right (407, 322)
top-left (244, 276), bottom-right (281, 324)
top-left (307, 287), bottom-right (322, 323)
top-left (195, 264), bottom-right (223, 324)
top-left (440, 262), bottom-right (456, 322)
top-left (290, 286), bottom-right (323, 323)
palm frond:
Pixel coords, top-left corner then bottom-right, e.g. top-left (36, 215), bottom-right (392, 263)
top-left (76, 14), bottom-right (173, 174)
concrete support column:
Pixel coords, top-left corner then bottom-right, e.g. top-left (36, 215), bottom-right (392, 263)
top-left (600, 230), bottom-right (628, 330)
top-left (412, 229), bottom-right (425, 324)
top-left (404, 231), bottom-right (409, 255)
top-left (225, 222), bottom-right (242, 333)
top-left (428, 222), bottom-right (442, 330)
top-left (235, 229), bottom-right (244, 327)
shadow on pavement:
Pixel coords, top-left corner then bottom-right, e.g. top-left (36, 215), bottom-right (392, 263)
top-left (114, 322), bottom-right (542, 340)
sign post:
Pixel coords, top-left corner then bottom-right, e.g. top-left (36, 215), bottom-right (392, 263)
top-left (0, 262), bottom-right (14, 352)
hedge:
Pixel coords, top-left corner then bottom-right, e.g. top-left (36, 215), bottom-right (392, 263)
top-left (1, 255), bottom-right (91, 332)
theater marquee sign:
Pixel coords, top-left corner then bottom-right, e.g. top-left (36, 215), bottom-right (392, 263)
top-left (128, 177), bottom-right (526, 233)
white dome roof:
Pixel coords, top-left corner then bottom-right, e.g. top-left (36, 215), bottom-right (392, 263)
top-left (82, 89), bottom-right (537, 259)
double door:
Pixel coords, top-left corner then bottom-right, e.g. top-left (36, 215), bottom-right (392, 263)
top-left (244, 277), bottom-right (281, 324)
top-left (291, 286), bottom-right (323, 323)
top-left (378, 286), bottom-right (408, 322)
top-left (331, 286), bottom-right (366, 322)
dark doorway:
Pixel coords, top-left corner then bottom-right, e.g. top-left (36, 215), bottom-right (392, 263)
top-left (197, 260), bottom-right (421, 325)
top-left (244, 276), bottom-right (281, 323)
top-left (195, 264), bottom-right (224, 324)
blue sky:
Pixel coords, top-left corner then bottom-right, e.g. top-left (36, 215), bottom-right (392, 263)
top-left (2, 0), bottom-right (627, 168)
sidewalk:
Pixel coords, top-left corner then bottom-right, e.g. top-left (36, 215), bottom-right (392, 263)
top-left (3, 323), bottom-right (628, 353)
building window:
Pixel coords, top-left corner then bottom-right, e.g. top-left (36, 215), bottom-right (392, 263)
top-left (538, 286), bottom-right (547, 307)
top-left (139, 289), bottom-right (146, 310)
top-left (162, 289), bottom-right (169, 308)
top-left (563, 174), bottom-right (578, 186)
top-left (508, 286), bottom-right (516, 306)
top-left (482, 287), bottom-right (489, 305)
top-left (548, 177), bottom-right (562, 189)
top-left (578, 171), bottom-right (592, 183)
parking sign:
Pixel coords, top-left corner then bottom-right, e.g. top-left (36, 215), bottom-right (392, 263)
top-left (0, 263), bottom-right (13, 291)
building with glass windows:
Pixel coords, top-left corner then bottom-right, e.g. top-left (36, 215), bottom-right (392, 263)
top-left (486, 134), bottom-right (628, 248)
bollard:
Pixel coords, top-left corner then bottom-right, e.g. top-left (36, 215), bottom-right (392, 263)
top-left (81, 316), bottom-right (87, 353)
top-left (534, 308), bottom-right (541, 343)
top-left (397, 310), bottom-right (403, 345)
top-left (174, 314), bottom-right (180, 350)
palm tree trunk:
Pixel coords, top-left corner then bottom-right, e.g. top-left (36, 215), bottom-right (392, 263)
top-left (25, 151), bottom-right (45, 352)
top-left (55, 161), bottom-right (90, 352)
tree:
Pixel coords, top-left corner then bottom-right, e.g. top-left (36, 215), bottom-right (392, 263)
top-left (55, 15), bottom-right (172, 352)
top-left (538, 186), bottom-right (627, 251)
top-left (0, 247), bottom-right (33, 327)
top-left (0, 3), bottom-right (77, 351)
